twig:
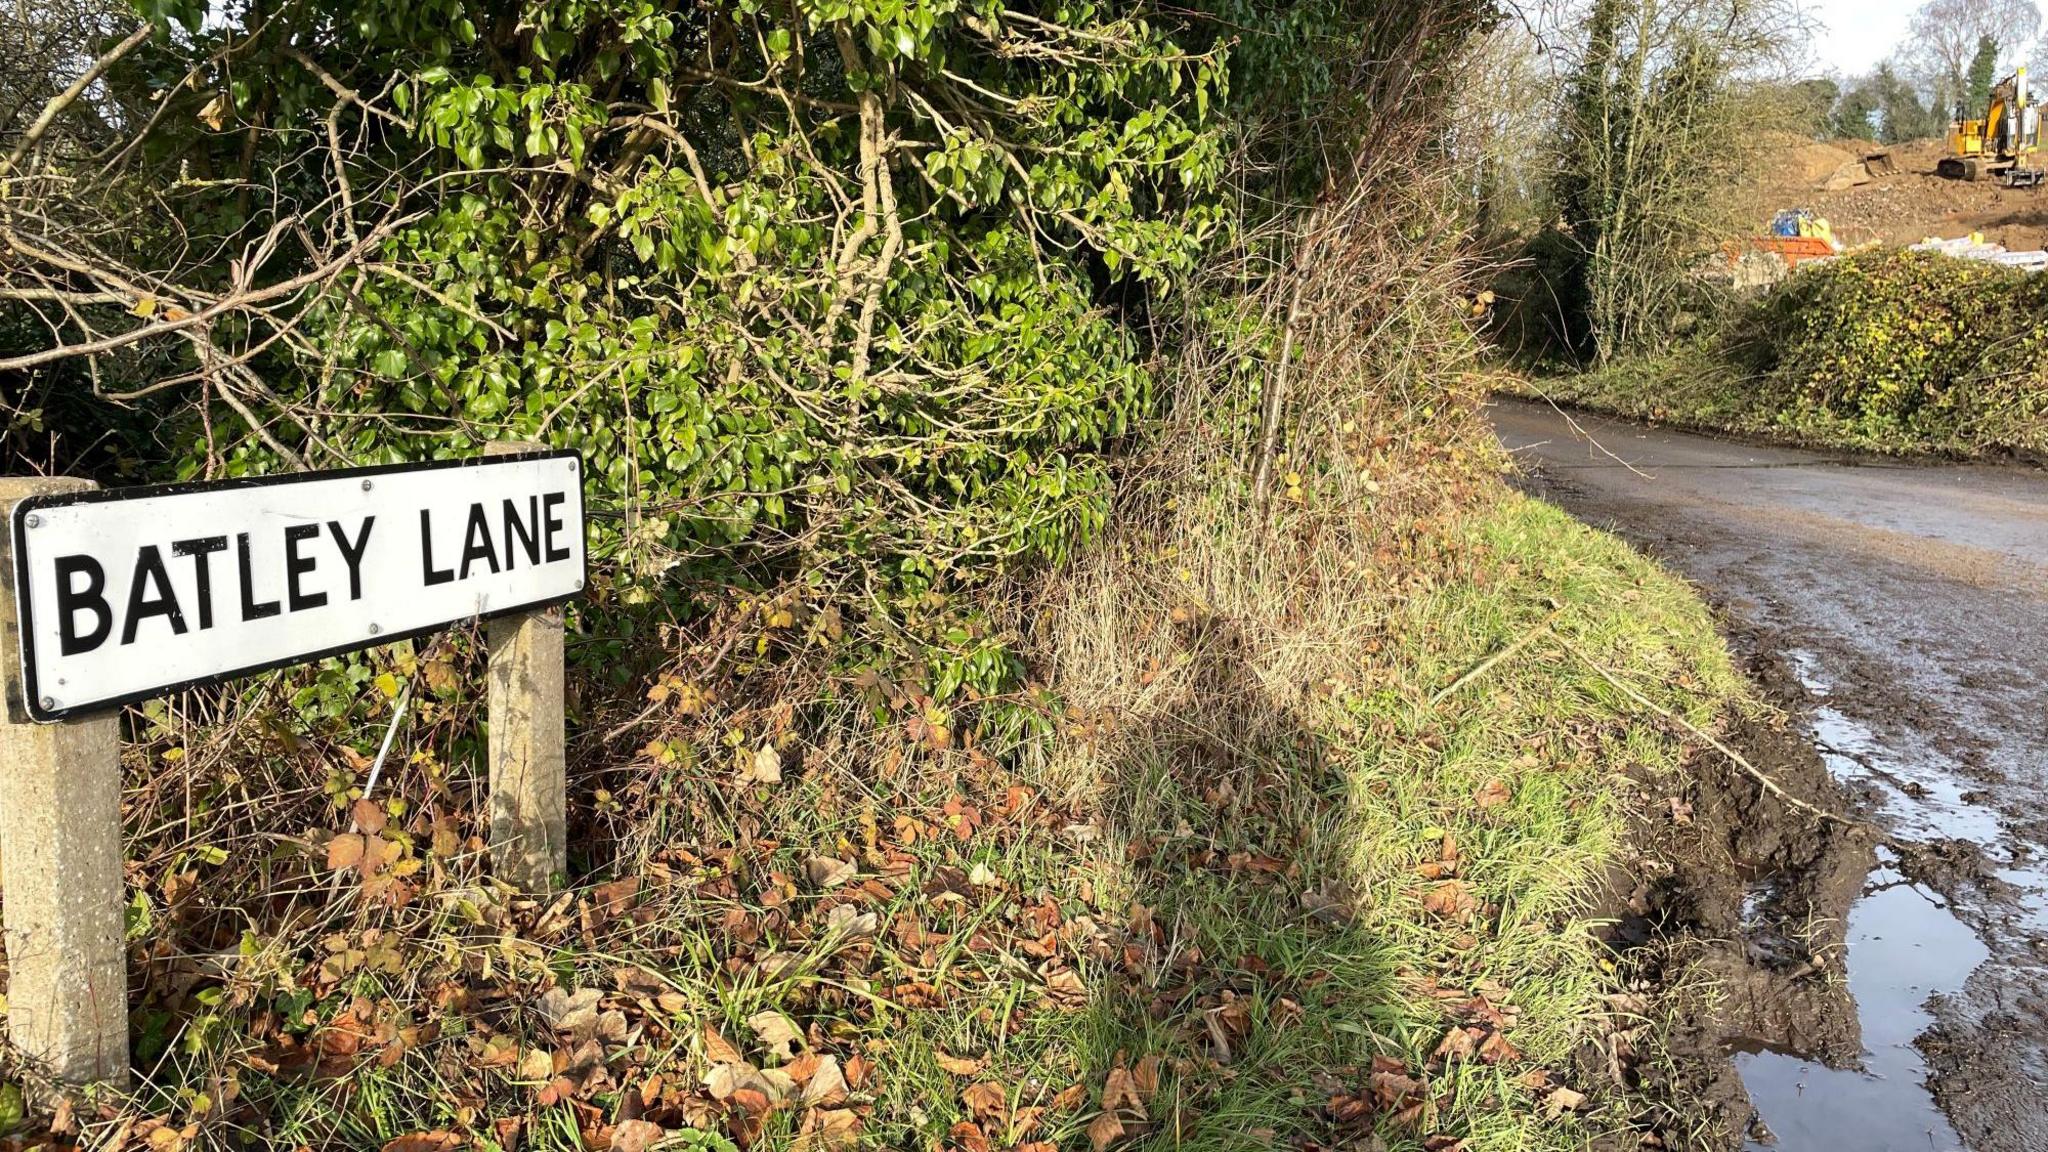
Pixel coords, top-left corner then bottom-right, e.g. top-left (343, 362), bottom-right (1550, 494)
top-left (360, 687), bottom-right (412, 804)
top-left (0, 213), bottom-right (418, 373)
top-left (1555, 636), bottom-right (1858, 828)
top-left (1430, 610), bottom-right (1561, 705)
top-left (1253, 270), bottom-right (1307, 506)
top-left (3, 23), bottom-right (154, 176)
top-left (282, 46), bottom-right (413, 131)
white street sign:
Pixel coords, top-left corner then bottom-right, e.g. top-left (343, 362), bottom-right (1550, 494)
top-left (8, 451), bottom-right (586, 720)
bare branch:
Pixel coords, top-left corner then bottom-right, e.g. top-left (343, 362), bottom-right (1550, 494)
top-left (3, 22), bottom-right (153, 176)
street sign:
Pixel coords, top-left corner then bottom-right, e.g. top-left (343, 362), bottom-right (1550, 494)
top-left (8, 451), bottom-right (586, 721)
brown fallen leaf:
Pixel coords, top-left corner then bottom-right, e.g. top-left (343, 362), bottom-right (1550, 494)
top-left (609, 1120), bottom-right (665, 1152)
top-left (1474, 778), bottom-right (1512, 808)
top-left (1087, 1110), bottom-right (1126, 1152)
top-left (797, 1108), bottom-right (861, 1150)
top-left (537, 987), bottom-right (603, 1037)
top-left (806, 856), bottom-right (857, 889)
top-left (352, 799), bottom-right (388, 834)
top-left (747, 1010), bottom-right (803, 1061)
top-left (1478, 1029), bottom-right (1522, 1064)
top-left (327, 833), bottom-right (366, 871)
top-left (380, 1134), bottom-right (462, 1152)
top-left (703, 1025), bottom-right (746, 1065)
top-left (935, 1050), bottom-right (985, 1076)
top-left (1433, 1026), bottom-right (1481, 1063)
top-left (1132, 1054), bottom-right (1160, 1100)
top-left (1101, 1065), bottom-right (1147, 1118)
top-left (802, 1055), bottom-right (849, 1108)
top-left (1422, 880), bottom-right (1477, 921)
top-left (1544, 1085), bottom-right (1588, 1117)
top-left (962, 1080), bottom-right (1008, 1120)
top-left (704, 1062), bottom-right (750, 1100)
top-left (1044, 968), bottom-right (1088, 1005)
top-left (949, 1121), bottom-right (991, 1152)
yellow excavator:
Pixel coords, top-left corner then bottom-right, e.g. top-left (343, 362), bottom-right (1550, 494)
top-left (1940, 67), bottom-right (2044, 186)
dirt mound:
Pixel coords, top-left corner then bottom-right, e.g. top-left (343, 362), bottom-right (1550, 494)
top-left (1750, 136), bottom-right (2048, 252)
top-left (1782, 138), bottom-right (1860, 184)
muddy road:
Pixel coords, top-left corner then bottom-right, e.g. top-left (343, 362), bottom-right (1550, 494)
top-left (1490, 398), bottom-right (2048, 1152)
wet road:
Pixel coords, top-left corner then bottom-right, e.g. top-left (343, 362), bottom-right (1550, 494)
top-left (1490, 398), bottom-right (2048, 1152)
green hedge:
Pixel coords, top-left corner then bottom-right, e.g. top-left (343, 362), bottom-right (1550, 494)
top-left (10, 0), bottom-right (1482, 687)
top-left (1736, 249), bottom-right (2048, 450)
top-left (1546, 249), bottom-right (2048, 456)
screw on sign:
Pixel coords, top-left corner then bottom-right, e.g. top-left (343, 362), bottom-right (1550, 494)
top-left (0, 447), bottom-right (585, 1086)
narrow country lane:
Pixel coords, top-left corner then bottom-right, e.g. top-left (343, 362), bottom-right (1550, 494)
top-left (1490, 397), bottom-right (2048, 1152)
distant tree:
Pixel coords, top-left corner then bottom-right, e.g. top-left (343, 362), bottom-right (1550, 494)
top-left (1904, 0), bottom-right (2039, 106)
top-left (1550, 0), bottom-right (1801, 360)
top-left (1790, 77), bottom-right (1842, 135)
top-left (1967, 33), bottom-right (2001, 110)
top-left (1832, 81), bottom-right (1882, 138)
top-left (1874, 63), bottom-right (1944, 140)
top-left (1454, 23), bottom-right (1559, 237)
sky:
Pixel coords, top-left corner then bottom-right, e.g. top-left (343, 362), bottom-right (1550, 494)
top-left (1797, 0), bottom-right (1922, 77)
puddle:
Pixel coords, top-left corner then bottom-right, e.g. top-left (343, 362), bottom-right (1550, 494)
top-left (1782, 648), bottom-right (1830, 696)
top-left (1734, 684), bottom-right (1999, 1149)
top-left (1737, 851), bottom-right (1988, 1150)
top-left (1991, 865), bottom-right (2048, 935)
top-left (1781, 655), bottom-right (1999, 842)
top-left (1810, 706), bottom-right (2005, 844)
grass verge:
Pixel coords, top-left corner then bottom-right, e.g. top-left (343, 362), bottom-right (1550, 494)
top-left (3, 483), bottom-right (1746, 1152)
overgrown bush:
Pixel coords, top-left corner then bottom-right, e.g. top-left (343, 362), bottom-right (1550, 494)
top-left (1536, 248), bottom-right (2048, 455)
top-left (6, 0), bottom-right (1481, 665)
top-left (1736, 249), bottom-right (2048, 441)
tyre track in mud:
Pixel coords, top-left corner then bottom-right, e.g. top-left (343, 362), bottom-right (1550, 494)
top-left (1490, 397), bottom-right (2048, 1152)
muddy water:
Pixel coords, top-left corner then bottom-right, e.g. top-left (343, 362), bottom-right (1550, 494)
top-left (1738, 667), bottom-right (1987, 1151)
top-left (1736, 874), bottom-right (1983, 1151)
top-left (1490, 399), bottom-right (2048, 1151)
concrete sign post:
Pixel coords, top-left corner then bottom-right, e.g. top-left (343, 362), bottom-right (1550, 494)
top-left (0, 449), bottom-right (585, 1085)
top-left (484, 443), bottom-right (567, 892)
top-left (0, 476), bottom-right (130, 1087)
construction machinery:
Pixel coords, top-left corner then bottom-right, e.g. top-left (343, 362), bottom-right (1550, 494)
top-left (1940, 67), bottom-right (2044, 186)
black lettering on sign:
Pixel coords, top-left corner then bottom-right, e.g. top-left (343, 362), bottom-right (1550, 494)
top-left (459, 502), bottom-right (499, 579)
top-left (543, 491), bottom-right (571, 562)
top-left (284, 524), bottom-right (326, 611)
top-left (238, 533), bottom-right (281, 620)
top-left (503, 497), bottom-right (540, 569)
top-left (328, 517), bottom-right (375, 599)
top-left (121, 545), bottom-right (187, 644)
top-left (172, 536), bottom-right (228, 629)
top-left (55, 555), bottom-right (111, 656)
top-left (421, 509), bottom-right (454, 586)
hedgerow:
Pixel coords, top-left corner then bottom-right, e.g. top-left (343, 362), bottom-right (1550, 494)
top-left (1537, 249), bottom-right (2048, 456)
top-left (1, 8), bottom-right (1781, 1152)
